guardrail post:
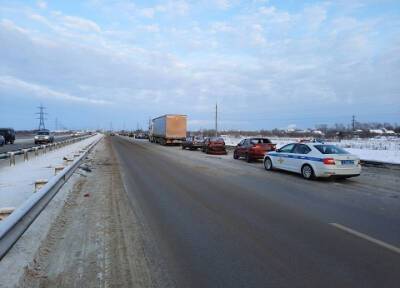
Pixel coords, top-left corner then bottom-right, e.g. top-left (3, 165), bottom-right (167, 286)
top-left (8, 152), bottom-right (15, 166)
top-left (22, 149), bottom-right (29, 162)
top-left (0, 207), bottom-right (15, 221)
top-left (41, 145), bottom-right (47, 154)
top-left (34, 147), bottom-right (39, 157)
top-left (64, 157), bottom-right (73, 165)
top-left (54, 165), bottom-right (64, 175)
top-left (34, 179), bottom-right (48, 192)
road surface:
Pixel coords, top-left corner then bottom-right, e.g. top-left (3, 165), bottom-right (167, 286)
top-left (9, 136), bottom-right (399, 287)
top-left (110, 136), bottom-right (400, 288)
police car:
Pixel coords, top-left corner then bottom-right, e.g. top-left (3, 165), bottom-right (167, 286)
top-left (263, 142), bottom-right (361, 179)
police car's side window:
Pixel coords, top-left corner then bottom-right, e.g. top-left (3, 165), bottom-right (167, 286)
top-left (293, 144), bottom-right (311, 154)
top-left (280, 144), bottom-right (295, 153)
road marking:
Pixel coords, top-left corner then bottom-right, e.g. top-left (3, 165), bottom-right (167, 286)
top-left (330, 222), bottom-right (400, 255)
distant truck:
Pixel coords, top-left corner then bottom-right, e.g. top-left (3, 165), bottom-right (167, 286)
top-left (149, 114), bottom-right (187, 145)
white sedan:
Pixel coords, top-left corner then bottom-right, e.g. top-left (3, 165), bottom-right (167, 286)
top-left (263, 142), bottom-right (361, 180)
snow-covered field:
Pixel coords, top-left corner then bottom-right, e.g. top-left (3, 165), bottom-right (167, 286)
top-left (222, 136), bottom-right (400, 164)
top-left (0, 134), bottom-right (102, 209)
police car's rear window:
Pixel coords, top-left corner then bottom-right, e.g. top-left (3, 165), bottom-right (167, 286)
top-left (314, 145), bottom-right (349, 154)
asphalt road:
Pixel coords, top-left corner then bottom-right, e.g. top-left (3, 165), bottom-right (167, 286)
top-left (0, 135), bottom-right (73, 154)
top-left (111, 136), bottom-right (400, 288)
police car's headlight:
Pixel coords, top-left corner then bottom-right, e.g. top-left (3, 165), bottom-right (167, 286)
top-left (34, 136), bottom-right (39, 139)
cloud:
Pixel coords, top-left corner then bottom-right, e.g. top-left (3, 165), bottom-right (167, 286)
top-left (0, 76), bottom-right (110, 105)
top-left (0, 1), bottom-right (399, 129)
top-left (36, 0), bottom-right (47, 9)
top-left (62, 15), bottom-right (101, 33)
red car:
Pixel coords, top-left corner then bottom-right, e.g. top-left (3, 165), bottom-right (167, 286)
top-left (202, 137), bottom-right (227, 155)
top-left (233, 138), bottom-right (276, 162)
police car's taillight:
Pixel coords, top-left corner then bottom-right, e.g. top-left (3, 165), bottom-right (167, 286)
top-left (323, 158), bottom-right (335, 165)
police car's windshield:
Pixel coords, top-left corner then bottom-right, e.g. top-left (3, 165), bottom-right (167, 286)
top-left (315, 145), bottom-right (349, 154)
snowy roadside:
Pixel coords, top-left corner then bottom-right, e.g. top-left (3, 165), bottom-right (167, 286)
top-left (0, 134), bottom-right (102, 209)
top-left (222, 136), bottom-right (400, 165)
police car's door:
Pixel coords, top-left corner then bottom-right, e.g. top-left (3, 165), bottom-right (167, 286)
top-left (275, 144), bottom-right (295, 170)
top-left (291, 144), bottom-right (312, 172)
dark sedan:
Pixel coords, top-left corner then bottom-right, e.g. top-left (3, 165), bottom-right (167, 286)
top-left (182, 136), bottom-right (204, 150)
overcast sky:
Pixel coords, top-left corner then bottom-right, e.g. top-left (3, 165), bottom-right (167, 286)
top-left (0, 0), bottom-right (399, 131)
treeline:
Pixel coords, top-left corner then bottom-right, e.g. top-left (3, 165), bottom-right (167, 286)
top-left (190, 121), bottom-right (400, 139)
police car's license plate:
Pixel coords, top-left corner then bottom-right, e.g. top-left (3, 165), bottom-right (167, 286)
top-left (341, 160), bottom-right (354, 165)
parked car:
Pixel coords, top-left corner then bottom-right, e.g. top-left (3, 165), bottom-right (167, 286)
top-left (202, 137), bottom-right (227, 155)
top-left (0, 128), bottom-right (15, 144)
top-left (263, 142), bottom-right (361, 180)
top-left (233, 138), bottom-right (276, 162)
top-left (182, 136), bottom-right (204, 150)
top-left (128, 132), bottom-right (134, 137)
top-left (0, 135), bottom-right (5, 146)
top-left (34, 130), bottom-right (55, 144)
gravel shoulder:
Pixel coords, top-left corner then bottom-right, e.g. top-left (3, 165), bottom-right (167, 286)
top-left (1, 138), bottom-right (160, 287)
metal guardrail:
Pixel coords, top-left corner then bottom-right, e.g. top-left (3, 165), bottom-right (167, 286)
top-left (0, 135), bottom-right (93, 160)
top-left (0, 134), bottom-right (103, 259)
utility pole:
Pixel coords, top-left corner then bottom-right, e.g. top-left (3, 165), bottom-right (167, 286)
top-left (352, 115), bottom-right (355, 132)
top-left (215, 102), bottom-right (218, 137)
top-left (36, 104), bottom-right (47, 130)
top-left (55, 117), bottom-right (58, 131)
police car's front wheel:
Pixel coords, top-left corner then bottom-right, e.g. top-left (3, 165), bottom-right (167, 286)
top-left (301, 164), bottom-right (314, 180)
top-left (264, 157), bottom-right (273, 171)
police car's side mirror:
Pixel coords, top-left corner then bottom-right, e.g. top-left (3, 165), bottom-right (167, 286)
top-left (276, 148), bottom-right (281, 152)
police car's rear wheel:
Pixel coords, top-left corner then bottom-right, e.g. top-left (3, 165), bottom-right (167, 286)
top-left (301, 164), bottom-right (314, 180)
top-left (264, 157), bottom-right (273, 170)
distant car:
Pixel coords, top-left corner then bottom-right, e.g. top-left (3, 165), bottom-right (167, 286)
top-left (135, 133), bottom-right (149, 139)
top-left (233, 138), bottom-right (276, 162)
top-left (0, 135), bottom-right (5, 146)
top-left (202, 137), bottom-right (227, 155)
top-left (34, 130), bottom-right (55, 144)
top-left (263, 142), bottom-right (361, 180)
top-left (128, 132), bottom-right (134, 137)
top-left (182, 136), bottom-right (204, 150)
top-left (0, 128), bottom-right (15, 144)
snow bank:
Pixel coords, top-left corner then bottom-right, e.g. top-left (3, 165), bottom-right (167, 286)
top-left (221, 136), bottom-right (400, 164)
top-left (0, 134), bottom-right (102, 209)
